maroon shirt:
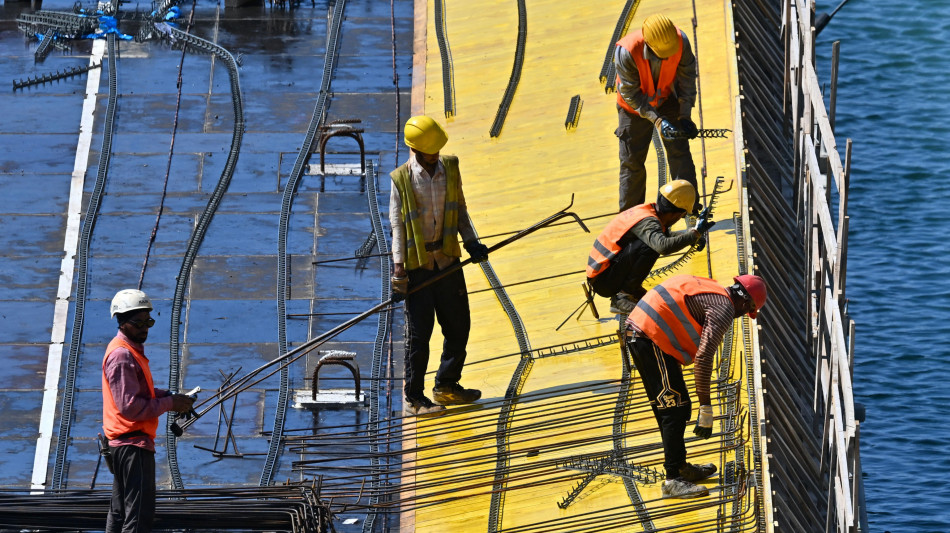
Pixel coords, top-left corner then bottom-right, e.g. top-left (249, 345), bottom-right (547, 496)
top-left (103, 330), bottom-right (174, 452)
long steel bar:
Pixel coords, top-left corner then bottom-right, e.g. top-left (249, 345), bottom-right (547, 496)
top-left (176, 199), bottom-right (590, 432)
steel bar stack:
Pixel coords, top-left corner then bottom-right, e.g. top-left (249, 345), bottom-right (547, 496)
top-left (0, 486), bottom-right (331, 532)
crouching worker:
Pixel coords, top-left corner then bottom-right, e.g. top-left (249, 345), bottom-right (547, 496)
top-left (103, 289), bottom-right (195, 532)
top-left (389, 116), bottom-right (490, 417)
top-left (587, 180), bottom-right (713, 315)
top-left (625, 274), bottom-right (766, 498)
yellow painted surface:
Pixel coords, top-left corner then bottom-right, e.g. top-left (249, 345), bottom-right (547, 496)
top-left (403, 0), bottom-right (758, 530)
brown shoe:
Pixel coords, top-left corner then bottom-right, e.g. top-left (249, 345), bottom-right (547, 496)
top-left (404, 396), bottom-right (446, 417)
top-left (432, 383), bottom-right (481, 405)
top-left (679, 462), bottom-right (717, 482)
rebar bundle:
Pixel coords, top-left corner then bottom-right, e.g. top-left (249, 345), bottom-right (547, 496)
top-left (0, 486), bottom-right (331, 532)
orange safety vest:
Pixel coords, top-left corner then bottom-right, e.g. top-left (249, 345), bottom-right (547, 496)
top-left (587, 203), bottom-right (665, 278)
top-left (629, 275), bottom-right (729, 365)
top-left (101, 336), bottom-right (158, 440)
top-left (615, 29), bottom-right (684, 115)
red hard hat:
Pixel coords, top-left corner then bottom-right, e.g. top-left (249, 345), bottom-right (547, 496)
top-left (733, 274), bottom-right (767, 318)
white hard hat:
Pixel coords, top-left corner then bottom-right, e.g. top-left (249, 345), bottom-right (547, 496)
top-left (110, 289), bottom-right (152, 318)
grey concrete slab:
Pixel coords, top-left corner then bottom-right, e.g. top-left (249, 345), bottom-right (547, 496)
top-left (0, 93), bottom-right (85, 133)
top-left (0, 173), bottom-right (71, 215)
top-left (0, 390), bottom-right (44, 437)
top-left (0, 256), bottom-right (66, 301)
top-left (0, 344), bottom-right (49, 389)
top-left (0, 437), bottom-right (40, 487)
top-left (0, 134), bottom-right (87, 174)
top-left (190, 255), bottom-right (278, 300)
top-left (0, 300), bottom-right (55, 343)
top-left (89, 212), bottom-right (195, 254)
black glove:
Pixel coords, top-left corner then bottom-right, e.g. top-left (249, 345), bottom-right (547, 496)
top-left (391, 275), bottom-right (408, 302)
top-left (693, 217), bottom-right (716, 234)
top-left (693, 405), bottom-right (713, 439)
top-left (464, 241), bottom-right (489, 263)
top-left (655, 118), bottom-right (681, 141)
top-left (678, 116), bottom-right (699, 139)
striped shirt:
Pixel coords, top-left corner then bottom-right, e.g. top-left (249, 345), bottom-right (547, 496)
top-left (389, 156), bottom-right (476, 270)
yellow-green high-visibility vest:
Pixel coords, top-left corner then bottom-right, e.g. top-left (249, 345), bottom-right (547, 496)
top-left (390, 155), bottom-right (462, 270)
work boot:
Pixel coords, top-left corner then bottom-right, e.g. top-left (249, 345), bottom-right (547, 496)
top-left (661, 478), bottom-right (709, 499)
top-left (679, 462), bottom-right (717, 482)
top-left (404, 396), bottom-right (446, 417)
top-left (609, 292), bottom-right (637, 315)
top-left (432, 382), bottom-right (481, 405)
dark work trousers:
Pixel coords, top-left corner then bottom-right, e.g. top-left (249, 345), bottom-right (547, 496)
top-left (627, 335), bottom-right (692, 479)
top-left (588, 238), bottom-right (659, 298)
top-left (105, 444), bottom-right (156, 533)
top-left (404, 260), bottom-right (471, 401)
top-left (616, 97), bottom-right (697, 212)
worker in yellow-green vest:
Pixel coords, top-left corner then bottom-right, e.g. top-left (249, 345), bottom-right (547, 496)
top-left (389, 116), bottom-right (489, 417)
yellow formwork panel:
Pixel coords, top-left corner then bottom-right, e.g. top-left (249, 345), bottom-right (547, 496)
top-left (403, 0), bottom-right (754, 531)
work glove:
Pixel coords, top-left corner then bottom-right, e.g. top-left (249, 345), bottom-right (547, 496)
top-left (695, 236), bottom-right (707, 252)
top-left (678, 116), bottom-right (699, 139)
top-left (693, 404), bottom-right (713, 439)
top-left (464, 240), bottom-right (489, 263)
top-left (655, 118), bottom-right (681, 141)
top-left (391, 275), bottom-right (408, 302)
top-left (692, 217), bottom-right (716, 234)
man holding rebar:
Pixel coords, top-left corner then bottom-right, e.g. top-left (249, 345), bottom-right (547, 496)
top-left (614, 13), bottom-right (699, 212)
top-left (102, 289), bottom-right (194, 532)
top-left (587, 180), bottom-right (712, 314)
top-left (389, 116), bottom-right (489, 417)
top-left (625, 274), bottom-right (766, 498)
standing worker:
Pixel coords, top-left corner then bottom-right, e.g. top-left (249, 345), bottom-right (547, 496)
top-left (389, 116), bottom-right (490, 417)
top-left (614, 13), bottom-right (700, 212)
top-left (625, 274), bottom-right (766, 498)
top-left (102, 289), bottom-right (195, 532)
top-left (587, 180), bottom-right (714, 314)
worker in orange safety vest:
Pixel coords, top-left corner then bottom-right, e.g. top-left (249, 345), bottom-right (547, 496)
top-left (587, 180), bottom-right (713, 314)
top-left (625, 274), bottom-right (767, 498)
top-left (102, 289), bottom-right (194, 532)
top-left (614, 13), bottom-right (699, 212)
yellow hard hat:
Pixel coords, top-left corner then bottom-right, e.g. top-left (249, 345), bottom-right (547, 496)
top-left (404, 116), bottom-right (448, 155)
top-left (658, 179), bottom-right (696, 212)
top-left (642, 14), bottom-right (679, 58)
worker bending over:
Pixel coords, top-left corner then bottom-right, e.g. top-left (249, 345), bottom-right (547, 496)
top-left (389, 116), bottom-right (489, 417)
top-left (614, 13), bottom-right (699, 212)
top-left (587, 180), bottom-right (713, 314)
top-left (625, 274), bottom-right (766, 498)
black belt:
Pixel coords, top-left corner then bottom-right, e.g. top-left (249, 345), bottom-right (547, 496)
top-left (424, 240), bottom-right (443, 252)
top-left (624, 327), bottom-right (647, 340)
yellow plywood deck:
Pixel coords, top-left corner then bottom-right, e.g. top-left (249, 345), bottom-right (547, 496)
top-left (402, 0), bottom-right (755, 530)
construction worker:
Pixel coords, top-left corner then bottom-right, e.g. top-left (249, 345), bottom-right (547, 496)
top-left (625, 274), bottom-right (766, 498)
top-left (587, 180), bottom-right (714, 314)
top-left (389, 116), bottom-right (489, 417)
top-left (614, 13), bottom-right (699, 212)
top-left (102, 289), bottom-right (194, 532)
